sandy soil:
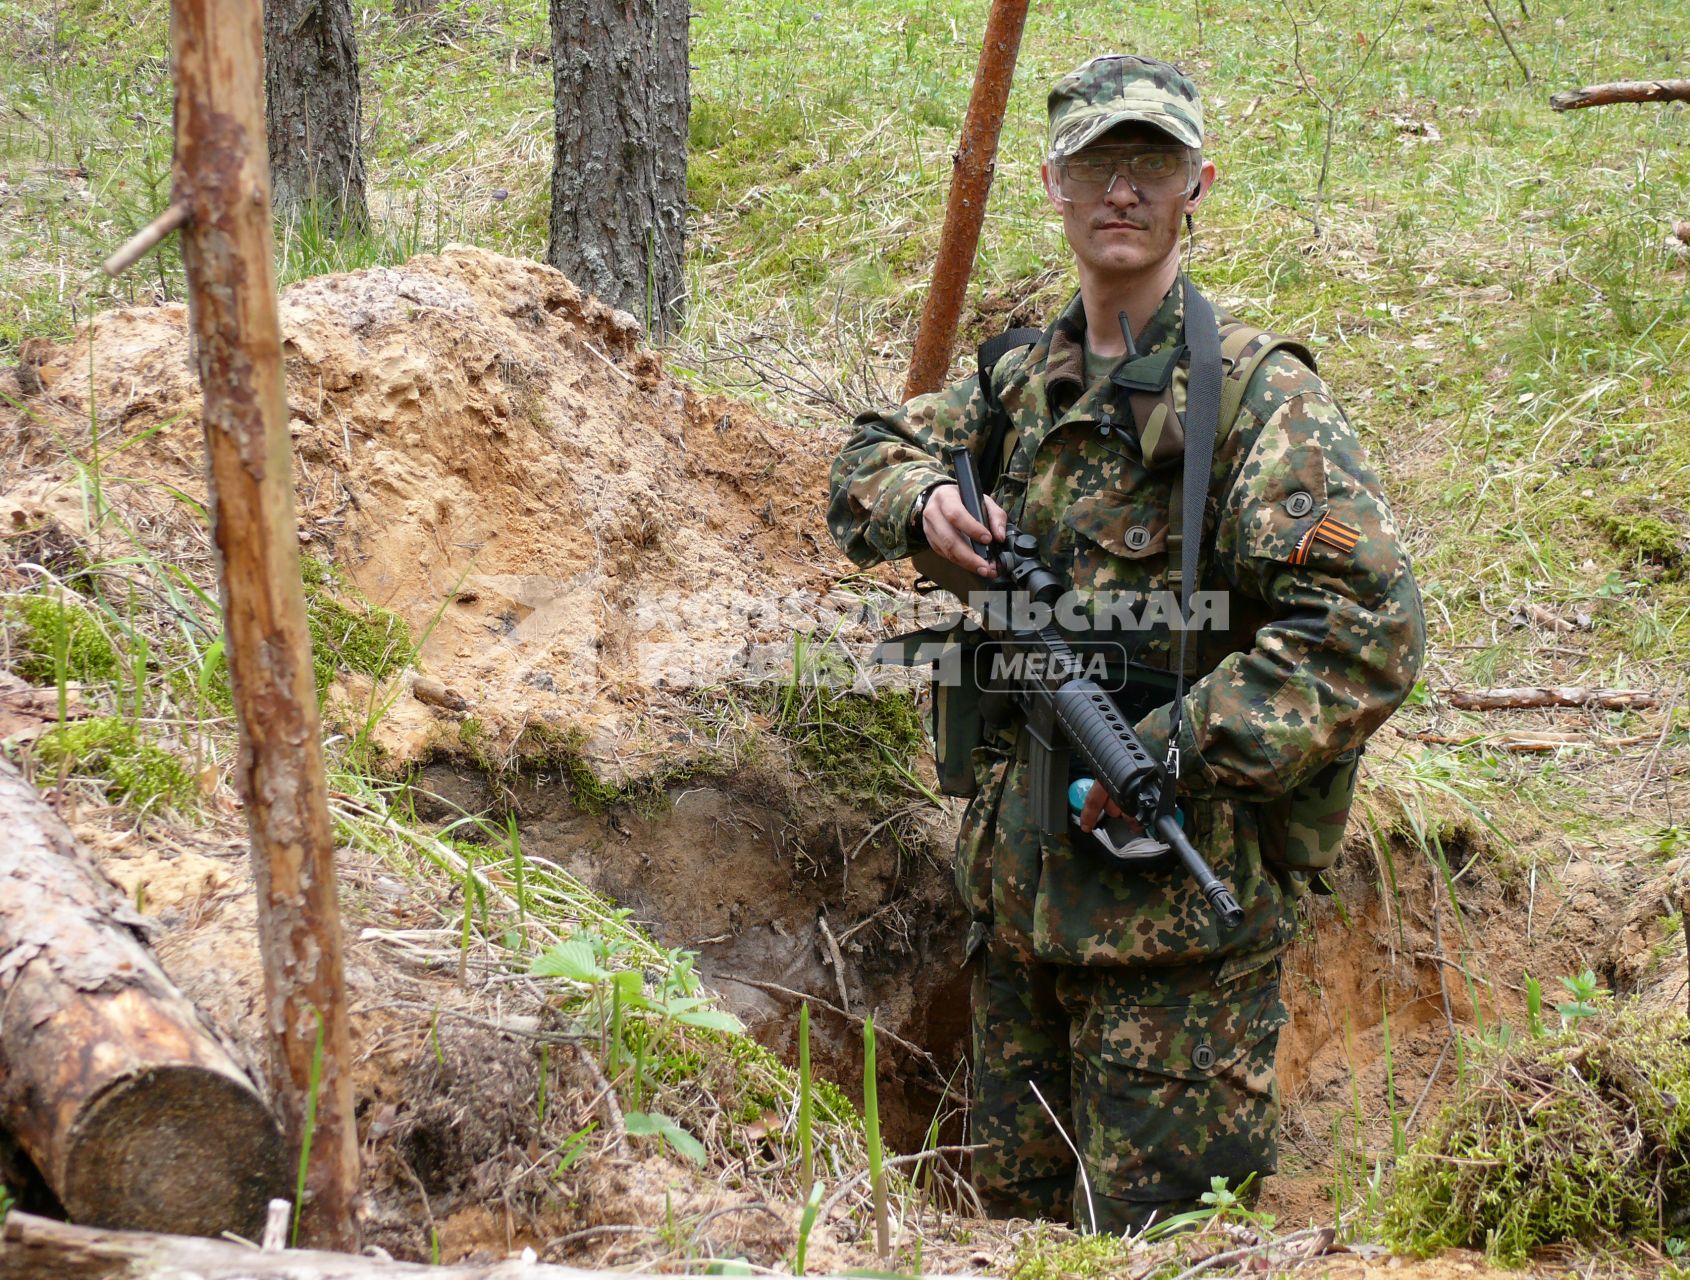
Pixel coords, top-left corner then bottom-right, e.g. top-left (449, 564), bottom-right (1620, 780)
top-left (3, 245), bottom-right (888, 777)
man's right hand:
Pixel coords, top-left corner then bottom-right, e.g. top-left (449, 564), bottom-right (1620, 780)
top-left (922, 483), bottom-right (1009, 579)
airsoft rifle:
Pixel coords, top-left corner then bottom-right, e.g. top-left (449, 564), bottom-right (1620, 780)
top-left (881, 444), bottom-right (1243, 931)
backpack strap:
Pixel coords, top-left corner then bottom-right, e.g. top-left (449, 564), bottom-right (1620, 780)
top-left (975, 326), bottom-right (1043, 495)
top-left (1163, 315), bottom-right (1318, 671)
top-left (1216, 321), bottom-right (1317, 443)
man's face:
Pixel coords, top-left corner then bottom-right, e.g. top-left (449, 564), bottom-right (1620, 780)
top-left (1042, 124), bottom-right (1216, 285)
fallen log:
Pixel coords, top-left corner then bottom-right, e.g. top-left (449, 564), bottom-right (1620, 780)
top-left (1443, 686), bottom-right (1659, 711)
top-left (0, 757), bottom-right (287, 1237)
top-left (1550, 79), bottom-right (1690, 111)
top-left (0, 1211), bottom-right (861, 1279)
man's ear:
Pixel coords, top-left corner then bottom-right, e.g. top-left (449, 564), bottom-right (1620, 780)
top-left (1186, 158), bottom-right (1218, 213)
top-left (1041, 160), bottom-right (1067, 211)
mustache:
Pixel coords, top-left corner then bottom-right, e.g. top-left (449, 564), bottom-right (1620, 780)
top-left (1092, 215), bottom-right (1151, 229)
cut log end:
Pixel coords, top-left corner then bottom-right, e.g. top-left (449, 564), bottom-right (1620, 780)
top-left (64, 1067), bottom-right (288, 1239)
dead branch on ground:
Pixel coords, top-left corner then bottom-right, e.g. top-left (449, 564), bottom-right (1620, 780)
top-left (1443, 686), bottom-right (1659, 711)
top-left (1550, 79), bottom-right (1690, 111)
top-left (0, 757), bottom-right (286, 1237)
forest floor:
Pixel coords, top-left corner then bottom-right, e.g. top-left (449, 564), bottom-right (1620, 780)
top-left (2, 0), bottom-right (1689, 1275)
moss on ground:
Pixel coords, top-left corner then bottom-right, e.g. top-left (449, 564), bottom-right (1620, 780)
top-left (4, 594), bottom-right (123, 688)
top-left (762, 680), bottom-right (928, 808)
top-left (34, 715), bottom-right (195, 811)
top-left (301, 556), bottom-right (417, 694)
top-left (1006, 1226), bottom-right (1138, 1280)
top-left (723, 1033), bottom-right (860, 1132)
top-left (1385, 1004), bottom-right (1690, 1263)
top-left (1593, 507), bottom-right (1686, 575)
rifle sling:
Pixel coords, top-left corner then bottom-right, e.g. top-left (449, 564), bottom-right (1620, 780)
top-left (1165, 276), bottom-right (1224, 809)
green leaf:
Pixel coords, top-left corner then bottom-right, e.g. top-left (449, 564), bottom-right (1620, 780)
top-left (530, 939), bottom-right (609, 983)
top-left (672, 1007), bottom-right (744, 1033)
top-left (624, 1111), bottom-right (707, 1165)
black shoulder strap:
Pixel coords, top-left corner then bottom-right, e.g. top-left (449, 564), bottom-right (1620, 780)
top-left (975, 326), bottom-right (1043, 495)
top-left (1163, 277), bottom-right (1222, 800)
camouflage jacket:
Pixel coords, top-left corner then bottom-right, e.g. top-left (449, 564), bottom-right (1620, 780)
top-left (827, 279), bottom-right (1426, 975)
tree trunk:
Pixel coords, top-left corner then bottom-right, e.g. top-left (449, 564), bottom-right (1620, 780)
top-left (264, 0), bottom-right (370, 228)
top-left (547, 0), bottom-right (688, 337)
top-left (0, 758), bottom-right (287, 1237)
top-left (174, 0), bottom-right (362, 1250)
top-left (901, 0), bottom-right (1030, 400)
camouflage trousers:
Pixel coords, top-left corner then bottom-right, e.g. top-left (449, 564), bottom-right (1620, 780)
top-left (969, 929), bottom-right (1287, 1235)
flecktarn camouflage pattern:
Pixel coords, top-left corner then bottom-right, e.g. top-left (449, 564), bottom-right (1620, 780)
top-left (827, 275), bottom-right (1425, 1226)
top-left (1047, 55), bottom-right (1205, 158)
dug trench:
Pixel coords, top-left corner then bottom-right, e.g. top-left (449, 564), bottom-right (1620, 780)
top-left (415, 753), bottom-right (976, 1155)
top-left (414, 731), bottom-right (1647, 1206)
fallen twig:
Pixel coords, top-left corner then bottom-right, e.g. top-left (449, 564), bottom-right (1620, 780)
top-left (575, 1043), bottom-right (630, 1153)
top-left (1551, 78), bottom-right (1690, 111)
top-left (1443, 685), bottom-right (1658, 711)
top-left (817, 914), bottom-right (853, 1015)
top-left (1164, 1225), bottom-right (1327, 1280)
top-left (1405, 729), bottom-right (1653, 752)
top-left (817, 1145), bottom-right (985, 1223)
top-left (714, 974), bottom-right (944, 1077)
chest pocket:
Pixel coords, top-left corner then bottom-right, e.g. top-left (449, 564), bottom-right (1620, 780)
top-left (1060, 487), bottom-right (1173, 605)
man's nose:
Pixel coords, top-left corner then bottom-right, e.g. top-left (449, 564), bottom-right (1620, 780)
top-left (1102, 172), bottom-right (1142, 207)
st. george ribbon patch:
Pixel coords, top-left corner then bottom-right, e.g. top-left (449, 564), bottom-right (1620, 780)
top-left (1290, 512), bottom-right (1362, 566)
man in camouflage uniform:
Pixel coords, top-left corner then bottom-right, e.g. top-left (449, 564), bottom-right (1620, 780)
top-left (826, 55), bottom-right (1424, 1232)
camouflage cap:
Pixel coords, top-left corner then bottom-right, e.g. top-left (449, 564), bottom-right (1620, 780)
top-left (1047, 55), bottom-right (1204, 159)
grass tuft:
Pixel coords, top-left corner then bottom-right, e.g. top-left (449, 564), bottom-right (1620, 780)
top-left (301, 556), bottom-right (417, 696)
top-left (1006, 1224), bottom-right (1138, 1280)
top-left (5, 592), bottom-right (123, 687)
top-left (1385, 1003), bottom-right (1690, 1263)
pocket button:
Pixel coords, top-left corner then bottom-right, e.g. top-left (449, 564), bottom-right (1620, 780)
top-left (1124, 525), bottom-right (1152, 552)
top-left (1283, 491), bottom-right (1314, 518)
top-left (1191, 1042), bottom-right (1216, 1071)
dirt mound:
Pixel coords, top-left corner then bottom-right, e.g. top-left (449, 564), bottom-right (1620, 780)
top-left (2, 246), bottom-right (875, 775)
top-left (0, 246), bottom-right (969, 1163)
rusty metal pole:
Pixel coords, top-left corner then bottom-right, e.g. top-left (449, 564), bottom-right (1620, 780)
top-left (900, 0), bottom-right (1031, 401)
top-left (170, 0), bottom-right (361, 1250)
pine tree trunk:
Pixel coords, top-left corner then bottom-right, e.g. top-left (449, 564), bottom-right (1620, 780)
top-left (0, 758), bottom-right (287, 1238)
top-left (264, 0), bottom-right (370, 229)
top-left (547, 0), bottom-right (689, 337)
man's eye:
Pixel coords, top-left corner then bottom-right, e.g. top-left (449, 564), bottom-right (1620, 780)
top-left (1132, 154), bottom-right (1178, 178)
top-left (1071, 158), bottom-right (1113, 180)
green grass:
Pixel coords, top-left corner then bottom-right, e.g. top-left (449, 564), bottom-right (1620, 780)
top-left (5, 0), bottom-right (1684, 691)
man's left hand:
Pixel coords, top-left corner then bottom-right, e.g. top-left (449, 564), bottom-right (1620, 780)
top-left (1078, 780), bottom-right (1130, 833)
